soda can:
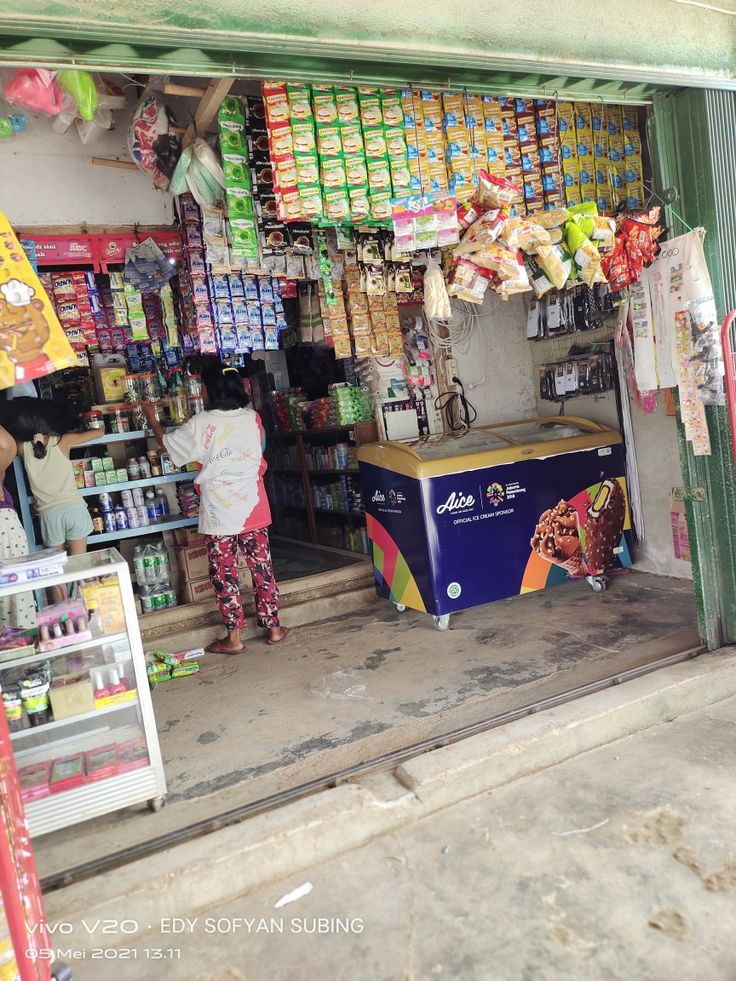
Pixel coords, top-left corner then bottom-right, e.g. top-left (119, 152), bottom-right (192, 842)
top-left (103, 511), bottom-right (117, 534)
top-left (163, 589), bottom-right (177, 609)
top-left (99, 492), bottom-right (113, 512)
top-left (121, 489), bottom-right (134, 509)
top-left (114, 507), bottom-right (129, 531)
top-left (132, 487), bottom-right (145, 507)
top-left (126, 506), bottom-right (139, 528)
top-left (137, 505), bottom-right (149, 527)
top-left (140, 588), bottom-right (154, 615)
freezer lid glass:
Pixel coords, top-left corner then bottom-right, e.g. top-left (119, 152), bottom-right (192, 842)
top-left (400, 429), bottom-right (514, 459)
top-left (487, 420), bottom-right (596, 445)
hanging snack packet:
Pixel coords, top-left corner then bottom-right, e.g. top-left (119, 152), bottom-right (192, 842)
top-left (474, 170), bottom-right (522, 209)
top-left (499, 254), bottom-right (531, 299)
top-left (423, 258), bottom-right (452, 319)
top-left (566, 222), bottom-right (604, 287)
top-left (500, 217), bottom-right (551, 252)
top-left (535, 243), bottom-right (573, 290)
top-left (525, 256), bottom-right (554, 298)
top-left (458, 210), bottom-right (506, 250)
top-left (447, 258), bottom-right (495, 304)
top-left (534, 208), bottom-right (568, 230)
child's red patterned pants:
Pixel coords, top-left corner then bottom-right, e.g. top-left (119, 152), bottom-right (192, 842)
top-left (205, 527), bottom-right (280, 631)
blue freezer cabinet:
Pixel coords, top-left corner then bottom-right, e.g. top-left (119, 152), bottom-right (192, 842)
top-left (357, 416), bottom-right (633, 629)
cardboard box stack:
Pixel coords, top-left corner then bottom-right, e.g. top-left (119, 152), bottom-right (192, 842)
top-left (174, 528), bottom-right (250, 605)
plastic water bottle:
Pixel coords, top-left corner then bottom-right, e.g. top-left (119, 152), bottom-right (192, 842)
top-left (145, 490), bottom-right (158, 523)
top-left (155, 488), bottom-right (170, 518)
top-left (152, 542), bottom-right (170, 585)
top-left (133, 544), bottom-right (146, 585)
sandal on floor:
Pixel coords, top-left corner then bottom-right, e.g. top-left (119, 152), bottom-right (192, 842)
top-left (206, 639), bottom-right (245, 655)
top-left (267, 627), bottom-right (289, 646)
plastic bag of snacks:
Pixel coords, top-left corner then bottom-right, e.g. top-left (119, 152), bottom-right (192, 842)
top-left (566, 222), bottom-right (605, 288)
top-left (447, 258), bottom-right (495, 304)
top-left (128, 89), bottom-right (181, 191)
top-left (535, 243), bottom-right (573, 290)
top-left (474, 170), bottom-right (522, 209)
top-left (500, 217), bottom-right (551, 252)
top-left (423, 258), bottom-right (452, 320)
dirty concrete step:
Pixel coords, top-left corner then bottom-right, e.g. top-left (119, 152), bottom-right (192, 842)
top-left (43, 650), bottom-right (736, 947)
top-left (140, 562), bottom-right (377, 648)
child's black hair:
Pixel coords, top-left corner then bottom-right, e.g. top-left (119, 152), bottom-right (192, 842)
top-left (200, 361), bottom-right (250, 411)
top-left (0, 397), bottom-right (77, 459)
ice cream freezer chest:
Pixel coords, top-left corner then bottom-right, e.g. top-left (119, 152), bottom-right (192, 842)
top-left (357, 417), bottom-right (632, 628)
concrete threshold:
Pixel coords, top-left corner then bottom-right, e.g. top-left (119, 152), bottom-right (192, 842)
top-left (44, 648), bottom-right (736, 945)
top-left (140, 560), bottom-right (375, 646)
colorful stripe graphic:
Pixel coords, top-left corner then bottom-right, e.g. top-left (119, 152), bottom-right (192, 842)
top-left (366, 514), bottom-right (426, 612)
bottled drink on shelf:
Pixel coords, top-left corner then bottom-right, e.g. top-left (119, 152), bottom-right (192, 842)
top-left (155, 488), bottom-right (170, 517)
top-left (145, 490), bottom-right (158, 522)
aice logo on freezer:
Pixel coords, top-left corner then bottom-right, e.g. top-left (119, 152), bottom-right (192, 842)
top-left (372, 490), bottom-right (386, 504)
top-left (436, 491), bottom-right (475, 515)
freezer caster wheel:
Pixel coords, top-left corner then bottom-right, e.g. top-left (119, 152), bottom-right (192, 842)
top-left (586, 575), bottom-right (608, 593)
top-left (394, 603), bottom-right (407, 612)
top-left (148, 796), bottom-right (167, 813)
top-left (52, 965), bottom-right (73, 981)
top-left (433, 614), bottom-right (451, 631)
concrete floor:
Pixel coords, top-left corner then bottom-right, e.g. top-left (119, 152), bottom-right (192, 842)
top-left (271, 540), bottom-right (365, 582)
top-left (34, 570), bottom-right (699, 880)
top-left (68, 691), bottom-right (736, 981)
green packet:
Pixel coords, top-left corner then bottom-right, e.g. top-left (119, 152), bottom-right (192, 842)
top-left (222, 153), bottom-right (250, 185)
top-left (147, 648), bottom-right (178, 668)
top-left (218, 96), bottom-right (245, 124)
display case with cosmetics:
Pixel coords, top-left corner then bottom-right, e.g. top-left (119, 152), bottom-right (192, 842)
top-left (0, 548), bottom-right (166, 836)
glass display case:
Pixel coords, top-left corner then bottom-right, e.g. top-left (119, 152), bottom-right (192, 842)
top-left (0, 548), bottom-right (166, 837)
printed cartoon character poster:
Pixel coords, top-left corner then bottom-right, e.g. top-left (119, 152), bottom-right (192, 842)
top-left (0, 209), bottom-right (76, 390)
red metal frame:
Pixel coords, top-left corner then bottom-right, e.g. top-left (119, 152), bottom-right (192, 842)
top-left (720, 310), bottom-right (736, 469)
top-left (0, 706), bottom-right (51, 981)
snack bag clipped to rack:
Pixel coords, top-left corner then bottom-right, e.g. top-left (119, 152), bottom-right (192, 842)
top-left (0, 210), bottom-right (76, 389)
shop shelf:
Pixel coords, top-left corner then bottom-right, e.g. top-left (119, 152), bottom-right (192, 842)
top-left (88, 515), bottom-right (199, 544)
top-left (307, 469), bottom-right (359, 476)
top-left (0, 632), bottom-right (129, 671)
top-left (10, 697), bottom-right (139, 743)
top-left (83, 429), bottom-right (151, 446)
top-left (79, 471), bottom-right (196, 497)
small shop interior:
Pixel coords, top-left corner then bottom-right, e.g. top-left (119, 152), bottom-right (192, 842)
top-left (0, 69), bottom-right (709, 882)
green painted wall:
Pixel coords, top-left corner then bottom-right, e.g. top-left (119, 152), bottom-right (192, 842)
top-left (0, 0), bottom-right (734, 89)
top-left (651, 90), bottom-right (736, 648)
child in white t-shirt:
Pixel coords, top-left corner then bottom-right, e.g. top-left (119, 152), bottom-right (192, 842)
top-left (144, 363), bottom-right (287, 654)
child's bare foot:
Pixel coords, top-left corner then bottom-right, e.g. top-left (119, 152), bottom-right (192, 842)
top-left (207, 631), bottom-right (244, 654)
top-left (266, 626), bottom-right (289, 645)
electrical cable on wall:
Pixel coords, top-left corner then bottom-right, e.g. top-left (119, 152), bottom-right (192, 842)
top-left (435, 376), bottom-right (478, 431)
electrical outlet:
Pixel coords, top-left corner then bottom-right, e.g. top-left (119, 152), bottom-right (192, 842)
top-left (445, 358), bottom-right (458, 382)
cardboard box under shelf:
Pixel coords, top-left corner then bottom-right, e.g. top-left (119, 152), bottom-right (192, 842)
top-left (182, 570), bottom-right (250, 605)
top-left (49, 673), bottom-right (95, 720)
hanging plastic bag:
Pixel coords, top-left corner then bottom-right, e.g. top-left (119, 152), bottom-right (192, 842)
top-left (0, 113), bottom-right (27, 140)
top-left (2, 68), bottom-right (63, 115)
top-left (128, 89), bottom-right (181, 190)
top-left (423, 257), bottom-right (451, 319)
top-left (58, 69), bottom-right (97, 121)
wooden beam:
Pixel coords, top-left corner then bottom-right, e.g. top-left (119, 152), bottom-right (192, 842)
top-left (184, 77), bottom-right (234, 146)
top-left (91, 157), bottom-right (138, 172)
top-left (163, 82), bottom-right (207, 99)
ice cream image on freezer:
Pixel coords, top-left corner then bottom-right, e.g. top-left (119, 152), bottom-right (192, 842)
top-left (530, 500), bottom-right (586, 578)
top-left (530, 478), bottom-right (627, 579)
top-left (584, 478), bottom-right (626, 574)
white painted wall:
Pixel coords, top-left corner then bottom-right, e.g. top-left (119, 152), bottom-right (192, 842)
top-left (452, 294), bottom-right (537, 426)
top-left (0, 101), bottom-right (174, 228)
